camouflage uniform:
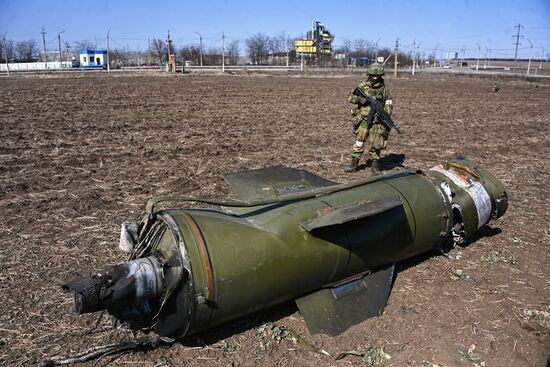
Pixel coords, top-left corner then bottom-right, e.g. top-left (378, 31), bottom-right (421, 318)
top-left (345, 63), bottom-right (393, 173)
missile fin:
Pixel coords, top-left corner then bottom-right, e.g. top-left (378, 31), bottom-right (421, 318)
top-left (300, 196), bottom-right (403, 232)
top-left (296, 264), bottom-right (395, 335)
top-left (224, 165), bottom-right (336, 201)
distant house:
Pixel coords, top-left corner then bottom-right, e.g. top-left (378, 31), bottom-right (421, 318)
top-left (445, 52), bottom-right (459, 60)
top-left (80, 50), bottom-right (107, 69)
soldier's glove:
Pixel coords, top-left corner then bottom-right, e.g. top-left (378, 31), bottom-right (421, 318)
top-left (357, 96), bottom-right (367, 105)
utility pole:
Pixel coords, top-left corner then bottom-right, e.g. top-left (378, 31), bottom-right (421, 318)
top-left (58, 31), bottom-right (64, 70)
top-left (221, 32), bottom-right (225, 73)
top-left (166, 30), bottom-right (175, 72)
top-left (484, 48), bottom-right (488, 69)
top-left (393, 38), bottom-right (398, 78)
top-left (106, 30), bottom-right (110, 72)
top-left (2, 32), bottom-right (9, 76)
top-left (487, 48), bottom-right (491, 67)
top-left (513, 23), bottom-right (523, 63)
top-left (539, 48), bottom-right (545, 70)
top-left (420, 51), bottom-right (423, 69)
top-left (412, 40), bottom-right (416, 75)
top-left (41, 28), bottom-right (47, 62)
top-left (476, 43), bottom-right (480, 71)
top-left (166, 30), bottom-right (171, 70)
top-left (195, 32), bottom-right (203, 67)
top-left (525, 38), bottom-right (533, 75)
top-left (460, 46), bottom-right (465, 67)
top-left (412, 41), bottom-right (421, 75)
top-left (433, 44), bottom-right (440, 67)
top-left (65, 42), bottom-right (70, 64)
top-left (286, 48), bottom-right (289, 67)
top-left (147, 38), bottom-right (151, 64)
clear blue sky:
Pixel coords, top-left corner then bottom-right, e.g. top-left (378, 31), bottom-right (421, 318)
top-left (1, 0), bottom-right (549, 58)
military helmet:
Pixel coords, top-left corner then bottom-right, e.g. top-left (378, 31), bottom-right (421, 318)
top-left (367, 63), bottom-right (385, 76)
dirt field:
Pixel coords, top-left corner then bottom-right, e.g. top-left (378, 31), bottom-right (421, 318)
top-left (0, 71), bottom-right (549, 366)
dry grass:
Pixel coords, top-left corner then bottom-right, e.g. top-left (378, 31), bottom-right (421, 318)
top-left (0, 72), bottom-right (548, 366)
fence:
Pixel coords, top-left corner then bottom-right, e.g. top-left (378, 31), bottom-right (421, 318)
top-left (0, 61), bottom-right (76, 72)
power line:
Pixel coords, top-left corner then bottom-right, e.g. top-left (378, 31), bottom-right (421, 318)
top-left (513, 23), bottom-right (523, 61)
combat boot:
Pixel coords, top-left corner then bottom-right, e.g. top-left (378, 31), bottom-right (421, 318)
top-left (371, 159), bottom-right (381, 174)
top-left (345, 157), bottom-right (359, 172)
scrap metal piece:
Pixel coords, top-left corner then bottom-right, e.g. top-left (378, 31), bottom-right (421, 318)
top-left (119, 222), bottom-right (139, 253)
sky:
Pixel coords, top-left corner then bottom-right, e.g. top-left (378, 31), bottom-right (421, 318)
top-left (1, 0), bottom-right (549, 59)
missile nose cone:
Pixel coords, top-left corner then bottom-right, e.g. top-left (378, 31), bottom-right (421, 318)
top-left (448, 157), bottom-right (508, 220)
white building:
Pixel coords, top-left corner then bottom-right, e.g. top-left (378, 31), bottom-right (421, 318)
top-left (445, 52), bottom-right (459, 60)
top-left (80, 50), bottom-right (107, 69)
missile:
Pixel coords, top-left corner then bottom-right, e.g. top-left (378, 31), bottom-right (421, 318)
top-left (63, 157), bottom-right (508, 337)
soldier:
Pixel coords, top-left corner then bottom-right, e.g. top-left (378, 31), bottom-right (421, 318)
top-left (345, 63), bottom-right (393, 173)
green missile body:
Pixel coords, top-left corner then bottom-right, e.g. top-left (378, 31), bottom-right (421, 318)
top-left (64, 157), bottom-right (508, 337)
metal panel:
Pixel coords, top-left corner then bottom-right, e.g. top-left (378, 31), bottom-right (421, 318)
top-left (300, 196), bottom-right (403, 232)
top-left (295, 264), bottom-right (395, 335)
top-left (223, 165), bottom-right (335, 202)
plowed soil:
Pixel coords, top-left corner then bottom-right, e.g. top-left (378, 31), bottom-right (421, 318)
top-left (0, 71), bottom-right (549, 367)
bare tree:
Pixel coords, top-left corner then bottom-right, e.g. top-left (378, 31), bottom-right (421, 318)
top-left (203, 47), bottom-right (221, 65)
top-left (109, 48), bottom-right (128, 68)
top-left (245, 33), bottom-right (271, 65)
top-left (273, 31), bottom-right (293, 54)
top-left (150, 38), bottom-right (166, 65)
top-left (266, 31), bottom-right (293, 65)
top-left (178, 44), bottom-right (201, 65)
top-left (337, 37), bottom-right (352, 55)
top-left (351, 39), bottom-right (373, 58)
top-left (226, 40), bottom-right (240, 65)
top-left (0, 38), bottom-right (14, 62)
top-left (130, 50), bottom-right (144, 66)
top-left (15, 39), bottom-right (38, 62)
top-left (397, 52), bottom-right (412, 67)
top-left (74, 40), bottom-right (97, 51)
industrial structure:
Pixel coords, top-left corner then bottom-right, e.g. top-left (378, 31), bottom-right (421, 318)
top-left (294, 21), bottom-right (333, 62)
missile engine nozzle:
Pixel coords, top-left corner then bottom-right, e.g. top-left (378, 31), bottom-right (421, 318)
top-left (63, 257), bottom-right (165, 322)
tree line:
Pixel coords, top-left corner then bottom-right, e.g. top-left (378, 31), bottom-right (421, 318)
top-left (0, 32), bottom-right (415, 67)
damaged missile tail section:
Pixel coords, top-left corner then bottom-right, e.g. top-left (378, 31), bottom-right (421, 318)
top-left (64, 157), bottom-right (508, 338)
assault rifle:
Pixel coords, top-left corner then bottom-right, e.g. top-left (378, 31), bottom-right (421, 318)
top-left (352, 87), bottom-right (401, 134)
